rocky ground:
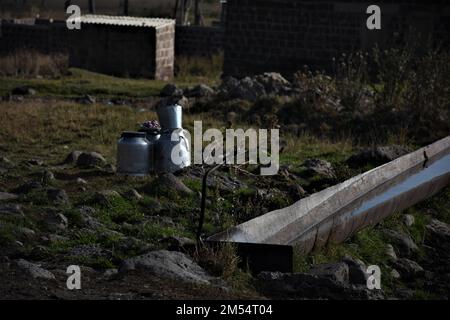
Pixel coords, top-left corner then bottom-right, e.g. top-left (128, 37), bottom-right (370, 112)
top-left (0, 70), bottom-right (449, 300)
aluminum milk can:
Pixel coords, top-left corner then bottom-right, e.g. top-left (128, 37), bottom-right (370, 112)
top-left (156, 104), bottom-right (182, 129)
top-left (154, 129), bottom-right (191, 173)
top-left (117, 132), bottom-right (151, 176)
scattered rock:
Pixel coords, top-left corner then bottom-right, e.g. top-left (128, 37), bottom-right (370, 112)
top-left (63, 151), bottom-right (82, 165)
top-left (13, 181), bottom-right (43, 194)
top-left (16, 259), bottom-right (55, 280)
top-left (41, 170), bottom-right (55, 184)
top-left (69, 244), bottom-right (108, 258)
top-left (160, 83), bottom-right (184, 97)
top-left (390, 269), bottom-right (401, 279)
top-left (424, 219), bottom-right (450, 258)
top-left (18, 227), bottom-right (36, 241)
top-left (253, 72), bottom-right (291, 95)
top-left (159, 236), bottom-right (196, 249)
top-left (93, 190), bottom-right (122, 206)
top-left (122, 189), bottom-right (143, 201)
top-left (79, 94), bottom-right (96, 104)
top-left (103, 269), bottom-right (118, 279)
top-left (385, 244), bottom-right (397, 260)
top-left (11, 86), bottom-right (36, 96)
top-left (258, 271), bottom-right (383, 300)
top-left (0, 203), bottom-right (24, 217)
top-left (342, 256), bottom-right (368, 285)
top-left (185, 84), bottom-right (215, 98)
top-left (0, 156), bottom-right (14, 168)
top-left (218, 73), bottom-right (292, 101)
top-left (346, 145), bottom-right (412, 168)
top-left (392, 258), bottom-right (424, 280)
top-left (0, 192), bottom-right (18, 201)
top-left (304, 158), bottom-right (336, 179)
top-left (310, 262), bottom-right (349, 285)
top-left (26, 158), bottom-right (44, 166)
top-left (156, 173), bottom-right (193, 196)
top-left (76, 152), bottom-right (107, 167)
top-left (47, 188), bottom-right (69, 204)
top-left (382, 229), bottom-right (418, 257)
top-left (76, 177), bottom-right (88, 185)
top-left (119, 250), bottom-right (212, 284)
top-left (403, 214), bottom-right (415, 227)
top-left (45, 211), bottom-right (68, 231)
top-left (78, 206), bottom-right (103, 229)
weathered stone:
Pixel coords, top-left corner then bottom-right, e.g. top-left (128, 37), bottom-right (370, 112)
top-left (79, 94), bottom-right (96, 104)
top-left (0, 203), bottom-right (24, 217)
top-left (160, 236), bottom-right (196, 248)
top-left (346, 145), bottom-right (412, 168)
top-left (403, 214), bottom-right (415, 227)
top-left (119, 250), bottom-right (212, 284)
top-left (76, 151), bottom-right (107, 167)
top-left (63, 151), bottom-right (82, 165)
top-left (0, 192), bottom-right (18, 201)
top-left (304, 158), bottom-right (336, 179)
top-left (69, 244), bottom-right (107, 258)
top-left (122, 189), bottom-right (143, 201)
top-left (392, 258), bottom-right (424, 280)
top-left (45, 211), bottom-right (68, 231)
top-left (258, 271), bottom-right (384, 300)
top-left (342, 256), bottom-right (368, 285)
top-left (390, 269), bottom-right (401, 279)
top-left (16, 259), bottom-right (55, 280)
top-left (156, 173), bottom-right (194, 196)
top-left (93, 190), bottom-right (122, 206)
top-left (13, 181), bottom-right (43, 194)
top-left (76, 177), bottom-right (88, 185)
top-left (310, 262), bottom-right (349, 285)
top-left (185, 84), bottom-right (214, 98)
top-left (385, 244), bottom-right (397, 260)
top-left (382, 229), bottom-right (419, 258)
top-left (47, 188), bottom-right (69, 204)
top-left (11, 86), bottom-right (36, 96)
top-left (424, 219), bottom-right (450, 256)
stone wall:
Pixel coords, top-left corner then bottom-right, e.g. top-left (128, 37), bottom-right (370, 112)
top-left (223, 0), bottom-right (450, 78)
top-left (175, 26), bottom-right (223, 56)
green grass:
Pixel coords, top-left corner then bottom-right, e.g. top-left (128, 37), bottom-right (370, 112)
top-left (0, 53), bottom-right (223, 99)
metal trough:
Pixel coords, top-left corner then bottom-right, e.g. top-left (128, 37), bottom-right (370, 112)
top-left (208, 136), bottom-right (450, 265)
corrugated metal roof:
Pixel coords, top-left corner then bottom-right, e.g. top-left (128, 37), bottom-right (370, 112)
top-left (68, 15), bottom-right (174, 29)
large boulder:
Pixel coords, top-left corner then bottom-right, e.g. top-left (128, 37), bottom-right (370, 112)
top-left (258, 271), bottom-right (384, 300)
top-left (16, 259), bottom-right (55, 280)
top-left (309, 262), bottom-right (349, 285)
top-left (424, 219), bottom-right (450, 262)
top-left (342, 256), bottom-right (368, 285)
top-left (119, 250), bottom-right (213, 284)
top-left (391, 258), bottom-right (424, 280)
top-left (382, 229), bottom-right (418, 258)
top-left (76, 152), bottom-right (107, 167)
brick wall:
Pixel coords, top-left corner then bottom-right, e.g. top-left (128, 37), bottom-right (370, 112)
top-left (223, 0), bottom-right (450, 78)
top-left (175, 26), bottom-right (224, 56)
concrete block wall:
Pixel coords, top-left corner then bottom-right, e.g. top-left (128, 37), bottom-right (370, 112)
top-left (223, 0), bottom-right (450, 78)
top-left (175, 26), bottom-right (224, 56)
top-left (156, 23), bottom-right (175, 81)
top-left (0, 19), bottom-right (69, 54)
